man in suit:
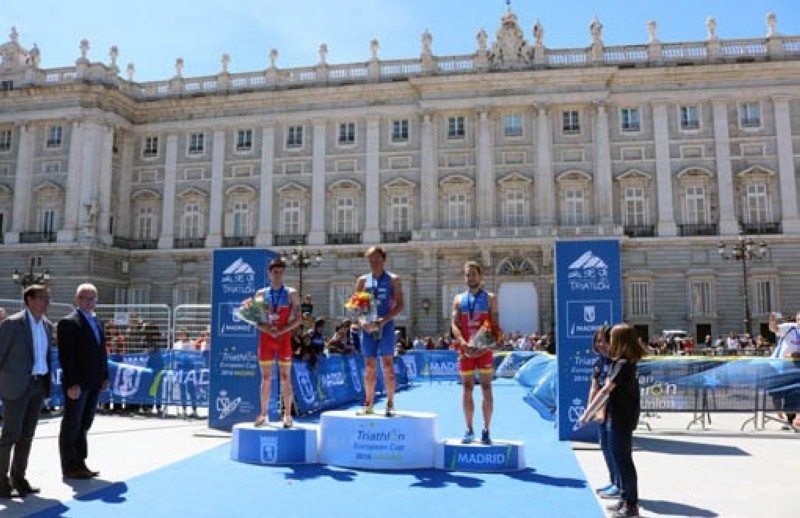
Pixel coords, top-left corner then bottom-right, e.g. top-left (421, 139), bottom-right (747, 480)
top-left (57, 283), bottom-right (109, 479)
top-left (0, 284), bottom-right (53, 498)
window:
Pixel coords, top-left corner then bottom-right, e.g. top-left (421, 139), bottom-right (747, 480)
top-left (143, 136), bottom-right (159, 158)
top-left (331, 284), bottom-right (353, 319)
top-left (446, 192), bottom-right (468, 228)
top-left (174, 286), bottom-right (197, 306)
top-left (740, 102), bottom-right (761, 128)
top-left (564, 188), bottom-right (585, 225)
top-left (338, 123), bottom-right (356, 145)
top-left (188, 132), bottom-right (205, 155)
top-left (334, 197), bottom-right (356, 233)
top-left (286, 125), bottom-right (303, 148)
top-left (41, 209), bottom-right (56, 233)
top-left (0, 212), bottom-right (4, 235)
top-left (46, 125), bottom-right (63, 148)
top-left (236, 129), bottom-right (253, 151)
top-left (745, 184), bottom-right (768, 224)
top-left (690, 280), bottom-right (713, 316)
top-left (623, 187), bottom-right (646, 225)
top-left (112, 132), bottom-right (119, 154)
top-left (504, 189), bottom-right (526, 226)
top-left (282, 199), bottom-right (301, 234)
top-left (755, 279), bottom-right (775, 315)
top-left (447, 116), bottom-right (465, 139)
top-left (680, 105), bottom-right (700, 130)
top-left (232, 200), bottom-right (251, 237)
top-left (42, 161), bottom-right (61, 174)
top-left (180, 203), bottom-right (202, 238)
top-left (562, 110), bottom-right (580, 134)
top-left (0, 130), bottom-right (11, 151)
top-left (128, 287), bottom-right (150, 305)
top-left (620, 108), bottom-right (640, 132)
top-left (504, 113), bottom-right (523, 137)
top-left (629, 281), bottom-right (651, 317)
top-left (0, 81), bottom-right (12, 91)
top-left (392, 119), bottom-right (409, 142)
top-left (685, 186), bottom-right (707, 224)
top-left (136, 206), bottom-right (155, 239)
top-left (389, 194), bottom-right (410, 232)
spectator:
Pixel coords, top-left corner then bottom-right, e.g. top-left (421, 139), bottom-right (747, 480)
top-left (143, 323), bottom-right (165, 415)
top-left (769, 311), bottom-right (800, 429)
top-left (300, 295), bottom-right (314, 317)
top-left (194, 327), bottom-right (210, 352)
top-left (172, 328), bottom-right (197, 418)
top-left (425, 336), bottom-right (436, 350)
top-left (725, 331), bottom-right (739, 356)
top-left (292, 326), bottom-right (318, 368)
top-left (412, 336), bottom-right (424, 350)
top-left (0, 306), bottom-right (6, 325)
top-left (349, 323), bottom-right (361, 354)
top-left (394, 330), bottom-right (412, 356)
top-left (326, 321), bottom-right (354, 355)
top-left (309, 318), bottom-right (326, 357)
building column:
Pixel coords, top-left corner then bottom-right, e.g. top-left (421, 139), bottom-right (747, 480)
top-left (256, 124), bottom-right (275, 246)
top-left (476, 109), bottom-right (495, 229)
top-left (534, 106), bottom-right (554, 227)
top-left (206, 130), bottom-right (225, 247)
top-left (712, 100), bottom-right (739, 235)
top-left (58, 120), bottom-right (85, 242)
top-left (6, 124), bottom-right (35, 244)
top-left (773, 96), bottom-right (800, 234)
top-left (420, 113), bottom-right (438, 231)
top-left (158, 133), bottom-right (178, 248)
top-left (652, 102), bottom-right (677, 236)
top-left (593, 103), bottom-right (613, 226)
top-left (308, 119), bottom-right (327, 245)
top-left (115, 131), bottom-right (135, 239)
top-left (363, 116), bottom-right (381, 243)
top-left (96, 124), bottom-right (114, 245)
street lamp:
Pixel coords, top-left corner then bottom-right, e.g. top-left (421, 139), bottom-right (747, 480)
top-left (718, 230), bottom-right (768, 337)
top-left (281, 247), bottom-right (322, 299)
top-left (12, 265), bottom-right (50, 289)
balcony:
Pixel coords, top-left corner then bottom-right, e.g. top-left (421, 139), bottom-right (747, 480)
top-left (327, 233), bottom-right (361, 245)
top-left (222, 236), bottom-right (255, 247)
top-left (740, 222), bottom-right (781, 235)
top-left (382, 231), bottom-right (412, 243)
top-left (173, 237), bottom-right (206, 249)
top-left (20, 232), bottom-right (57, 244)
top-left (679, 223), bottom-right (718, 236)
top-left (624, 225), bottom-right (656, 238)
top-left (113, 237), bottom-right (158, 250)
top-left (274, 234), bottom-right (306, 246)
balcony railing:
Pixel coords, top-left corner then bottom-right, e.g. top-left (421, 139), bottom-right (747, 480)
top-left (679, 223), bottom-right (718, 236)
top-left (113, 237), bottom-right (158, 250)
top-left (19, 232), bottom-right (57, 244)
top-left (382, 231), bottom-right (412, 243)
top-left (222, 236), bottom-right (255, 247)
top-left (274, 234), bottom-right (306, 246)
top-left (173, 237), bottom-right (205, 249)
top-left (327, 233), bottom-right (361, 245)
top-left (624, 225), bottom-right (656, 238)
top-left (740, 221), bottom-right (781, 235)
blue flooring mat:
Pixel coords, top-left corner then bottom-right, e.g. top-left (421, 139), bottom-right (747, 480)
top-left (32, 380), bottom-right (603, 518)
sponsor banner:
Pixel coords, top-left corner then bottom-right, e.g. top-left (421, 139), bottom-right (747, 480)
top-left (496, 352), bottom-right (537, 378)
top-left (209, 249), bottom-right (278, 431)
top-left (555, 240), bottom-right (622, 441)
top-left (409, 350), bottom-right (461, 381)
top-left (231, 426), bottom-right (316, 465)
top-left (440, 441), bottom-right (524, 472)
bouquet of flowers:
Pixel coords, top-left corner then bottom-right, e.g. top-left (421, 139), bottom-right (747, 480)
top-left (345, 291), bottom-right (380, 339)
top-left (463, 320), bottom-right (498, 358)
top-left (236, 291), bottom-right (270, 326)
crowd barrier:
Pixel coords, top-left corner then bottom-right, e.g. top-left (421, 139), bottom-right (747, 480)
top-left (517, 353), bottom-right (800, 430)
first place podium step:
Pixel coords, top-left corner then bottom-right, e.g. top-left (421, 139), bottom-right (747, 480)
top-left (319, 410), bottom-right (438, 469)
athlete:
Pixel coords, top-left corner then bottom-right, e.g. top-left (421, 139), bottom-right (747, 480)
top-left (451, 261), bottom-right (501, 445)
top-left (254, 258), bottom-right (301, 428)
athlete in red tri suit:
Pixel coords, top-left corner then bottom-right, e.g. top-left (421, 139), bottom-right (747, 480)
top-left (451, 261), bottom-right (501, 445)
top-left (255, 258), bottom-right (301, 428)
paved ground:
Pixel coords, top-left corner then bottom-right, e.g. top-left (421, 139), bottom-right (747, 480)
top-left (1, 407), bottom-right (798, 517)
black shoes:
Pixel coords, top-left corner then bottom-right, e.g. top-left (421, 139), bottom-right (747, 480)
top-left (12, 479), bottom-right (40, 496)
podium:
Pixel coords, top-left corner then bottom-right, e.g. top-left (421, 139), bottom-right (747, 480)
top-left (230, 422), bottom-right (318, 465)
top-left (319, 410), bottom-right (437, 469)
top-left (435, 438), bottom-right (526, 472)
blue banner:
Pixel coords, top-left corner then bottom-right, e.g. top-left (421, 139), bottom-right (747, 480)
top-left (554, 240), bottom-right (622, 441)
top-left (208, 249), bottom-right (278, 431)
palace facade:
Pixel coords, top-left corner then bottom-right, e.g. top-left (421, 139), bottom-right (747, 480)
top-left (1, 8), bottom-right (800, 341)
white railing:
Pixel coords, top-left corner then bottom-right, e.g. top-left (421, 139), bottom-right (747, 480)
top-left (721, 39), bottom-right (767, 57)
top-left (661, 42), bottom-right (707, 60)
top-left (547, 48), bottom-right (589, 66)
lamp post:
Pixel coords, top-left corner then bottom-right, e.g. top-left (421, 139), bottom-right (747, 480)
top-left (12, 265), bottom-right (50, 289)
top-left (718, 230), bottom-right (768, 337)
top-left (281, 247), bottom-right (322, 299)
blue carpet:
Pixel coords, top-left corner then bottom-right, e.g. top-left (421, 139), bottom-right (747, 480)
top-left (32, 380), bottom-right (603, 518)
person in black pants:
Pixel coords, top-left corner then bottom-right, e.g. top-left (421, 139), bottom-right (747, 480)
top-left (0, 284), bottom-right (53, 497)
top-left (58, 283), bottom-right (109, 479)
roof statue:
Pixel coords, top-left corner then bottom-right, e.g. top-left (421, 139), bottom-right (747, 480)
top-left (488, 4), bottom-right (531, 69)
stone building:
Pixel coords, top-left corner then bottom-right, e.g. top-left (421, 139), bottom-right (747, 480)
top-left (1, 8), bottom-right (800, 341)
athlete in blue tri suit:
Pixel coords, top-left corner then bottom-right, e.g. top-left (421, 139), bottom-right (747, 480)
top-left (355, 246), bottom-right (404, 416)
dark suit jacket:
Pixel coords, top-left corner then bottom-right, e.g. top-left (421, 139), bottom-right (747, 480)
top-left (57, 310), bottom-right (109, 392)
top-left (0, 310), bottom-right (54, 400)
